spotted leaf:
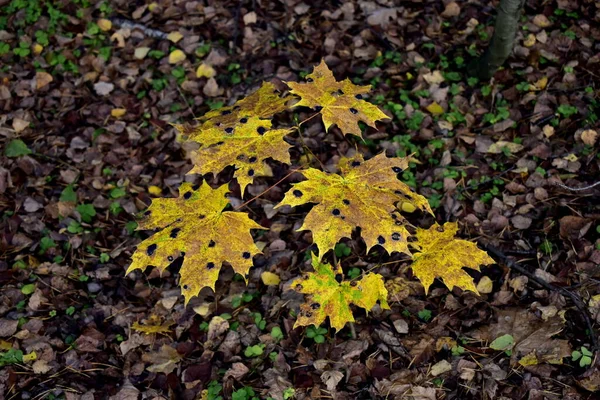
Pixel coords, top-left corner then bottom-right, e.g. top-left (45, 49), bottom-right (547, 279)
top-left (410, 222), bottom-right (495, 294)
top-left (127, 182), bottom-right (265, 304)
top-left (292, 253), bottom-right (388, 331)
top-left (275, 153), bottom-right (432, 258)
top-left (186, 117), bottom-right (293, 193)
top-left (287, 60), bottom-right (389, 137)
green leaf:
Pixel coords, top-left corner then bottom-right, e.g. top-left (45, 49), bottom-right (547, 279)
top-left (582, 347), bottom-right (593, 357)
top-left (76, 204), bottom-right (96, 223)
top-left (21, 283), bottom-right (36, 295)
top-left (5, 139), bottom-right (32, 157)
top-left (490, 334), bottom-right (515, 351)
top-left (572, 350), bottom-right (582, 361)
top-left (110, 187), bottom-right (127, 199)
top-left (60, 185), bottom-right (77, 203)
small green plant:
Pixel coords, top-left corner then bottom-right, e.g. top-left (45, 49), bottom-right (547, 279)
top-left (271, 326), bottom-right (284, 342)
top-left (418, 308), bottom-right (432, 322)
top-left (572, 346), bottom-right (593, 367)
top-left (490, 334), bottom-right (514, 356)
top-left (557, 104), bottom-right (578, 118)
top-left (244, 344), bottom-right (265, 358)
top-left (0, 348), bottom-right (24, 367)
top-left (305, 325), bottom-right (327, 344)
top-left (206, 381), bottom-right (223, 400)
top-left (232, 387), bottom-right (259, 400)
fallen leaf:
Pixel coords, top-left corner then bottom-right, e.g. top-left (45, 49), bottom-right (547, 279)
top-left (134, 47), bottom-right (150, 59)
top-left (94, 81), bottom-right (114, 96)
top-left (523, 33), bottom-right (536, 47)
top-left (425, 102), bottom-right (444, 115)
top-left (12, 118), bottom-right (30, 133)
top-left (581, 129), bottom-right (598, 146)
top-left (487, 141), bottom-right (524, 154)
top-left (97, 18), bottom-right (112, 31)
top-left (131, 315), bottom-right (173, 335)
top-left (32, 43), bottom-right (43, 55)
top-left (321, 370), bottom-right (344, 392)
top-left (196, 63), bottom-right (216, 78)
top-left (148, 185), bottom-right (162, 196)
top-left (243, 11), bottom-right (257, 24)
top-left (533, 14), bottom-right (551, 28)
top-left (111, 108), bottom-right (126, 118)
top-left (167, 31), bottom-right (183, 43)
top-left (476, 276), bottom-right (494, 294)
top-left (203, 77), bottom-right (220, 97)
top-left (35, 71), bottom-right (53, 90)
top-left (441, 1), bottom-right (460, 18)
top-left (142, 345), bottom-right (182, 374)
top-left (430, 359), bottom-right (452, 376)
top-left (261, 271), bottom-right (281, 286)
top-left (423, 70), bottom-right (445, 84)
top-left (168, 49), bottom-right (186, 64)
top-left (543, 125), bottom-right (554, 138)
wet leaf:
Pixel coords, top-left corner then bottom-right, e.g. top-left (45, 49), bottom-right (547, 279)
top-left (287, 60), bottom-right (389, 137)
top-left (131, 315), bottom-right (173, 335)
top-left (5, 139), bottom-right (32, 157)
top-left (410, 222), bottom-right (495, 294)
top-left (127, 182), bottom-right (265, 303)
top-left (291, 253), bottom-right (388, 331)
top-left (276, 153), bottom-right (432, 258)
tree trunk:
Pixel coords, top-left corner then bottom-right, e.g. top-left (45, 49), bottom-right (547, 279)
top-left (468, 0), bottom-right (526, 80)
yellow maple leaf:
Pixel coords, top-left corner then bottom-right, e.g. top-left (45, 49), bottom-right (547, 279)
top-left (127, 182), bottom-right (265, 303)
top-left (292, 253), bottom-right (389, 331)
top-left (186, 117), bottom-right (293, 193)
top-left (186, 82), bottom-right (290, 134)
top-left (287, 60), bottom-right (389, 137)
top-left (275, 153), bottom-right (432, 258)
top-left (131, 314), bottom-right (173, 335)
top-left (410, 222), bottom-right (494, 294)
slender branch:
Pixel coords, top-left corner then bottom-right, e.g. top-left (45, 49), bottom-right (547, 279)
top-left (553, 180), bottom-right (600, 192)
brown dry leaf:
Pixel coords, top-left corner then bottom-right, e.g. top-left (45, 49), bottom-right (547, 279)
top-left (533, 14), bottom-right (551, 28)
top-left (487, 141), bottom-right (524, 154)
top-left (581, 129), bottom-right (598, 146)
top-left (142, 345), bottom-right (182, 374)
top-left (131, 315), bottom-right (173, 335)
top-left (321, 370), bottom-right (344, 392)
top-left (35, 72), bottom-right (53, 90)
top-left (441, 1), bottom-right (460, 18)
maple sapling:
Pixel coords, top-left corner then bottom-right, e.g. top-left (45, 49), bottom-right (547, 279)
top-left (128, 59), bottom-right (494, 330)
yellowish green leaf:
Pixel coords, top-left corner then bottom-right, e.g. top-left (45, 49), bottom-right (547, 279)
top-left (275, 153), bottom-right (432, 258)
top-left (287, 60), bottom-right (389, 137)
top-left (97, 18), bottom-right (112, 31)
top-left (196, 63), bottom-right (216, 78)
top-left (291, 253), bottom-right (388, 331)
top-left (261, 271), bottom-right (281, 286)
top-left (127, 182), bottom-right (265, 303)
top-left (186, 118), bottom-right (293, 193)
top-left (425, 102), bottom-right (444, 115)
top-left (167, 31), bottom-right (183, 43)
top-left (111, 108), bottom-right (126, 118)
top-left (410, 222), bottom-right (495, 294)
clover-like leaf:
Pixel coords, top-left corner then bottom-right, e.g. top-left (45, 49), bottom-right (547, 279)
top-left (275, 153), bottom-right (432, 258)
top-left (410, 222), bottom-right (495, 294)
top-left (291, 253), bottom-right (388, 331)
top-left (127, 182), bottom-right (265, 303)
top-left (186, 117), bottom-right (293, 193)
top-left (287, 60), bottom-right (389, 137)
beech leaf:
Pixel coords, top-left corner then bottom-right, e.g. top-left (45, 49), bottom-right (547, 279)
top-left (287, 60), bottom-right (389, 137)
top-left (410, 222), bottom-right (495, 294)
top-left (276, 153), bottom-right (432, 258)
top-left (127, 182), bottom-right (265, 303)
top-left (292, 253), bottom-right (388, 331)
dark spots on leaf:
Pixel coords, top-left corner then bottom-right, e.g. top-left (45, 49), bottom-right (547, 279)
top-left (332, 208), bottom-right (340, 216)
top-left (306, 311), bottom-right (313, 318)
top-left (341, 216), bottom-right (345, 220)
top-left (349, 108), bottom-right (358, 114)
top-left (144, 210), bottom-right (151, 216)
top-left (249, 156), bottom-right (257, 163)
top-left (351, 160), bottom-right (361, 167)
top-left (206, 262), bottom-right (215, 270)
top-left (239, 117), bottom-right (248, 123)
top-left (224, 192), bottom-right (230, 198)
top-left (216, 122), bottom-right (222, 127)
top-left (216, 141), bottom-right (224, 146)
top-left (225, 127), bottom-right (234, 134)
top-left (199, 214), bottom-right (205, 219)
top-left (208, 240), bottom-right (216, 247)
top-left (311, 303), bottom-right (320, 310)
top-left (314, 106), bottom-right (323, 112)
top-left (437, 226), bottom-right (445, 232)
top-left (183, 284), bottom-right (188, 290)
top-left (307, 77), bottom-right (313, 82)
top-left (242, 252), bottom-right (251, 259)
top-left (293, 189), bottom-right (303, 197)
top-left (167, 256), bottom-right (174, 262)
top-left (183, 191), bottom-right (192, 200)
top-left (350, 281), bottom-right (357, 287)
top-left (192, 184), bottom-right (200, 190)
top-left (146, 244), bottom-right (157, 256)
top-left (170, 228), bottom-right (181, 238)
top-left (343, 199), bottom-right (350, 205)
top-left (233, 105), bottom-right (240, 110)
top-left (295, 284), bottom-right (303, 290)
top-left (392, 167), bottom-right (402, 173)
top-left (335, 274), bottom-right (343, 283)
top-left (221, 110), bottom-right (231, 115)
top-left (248, 169), bottom-right (255, 177)
top-left (394, 190), bottom-right (402, 195)
top-left (236, 154), bottom-right (245, 161)
top-left (181, 251), bottom-right (186, 256)
top-left (392, 232), bottom-right (401, 241)
top-left (377, 235), bottom-right (386, 245)
top-left (257, 126), bottom-right (266, 135)
top-left (355, 94), bottom-right (363, 100)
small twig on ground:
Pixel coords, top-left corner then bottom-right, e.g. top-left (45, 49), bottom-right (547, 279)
top-left (482, 243), bottom-right (598, 353)
top-left (553, 180), bottom-right (600, 192)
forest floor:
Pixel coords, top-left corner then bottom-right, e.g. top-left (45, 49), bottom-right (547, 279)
top-left (2, 0), bottom-right (600, 399)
